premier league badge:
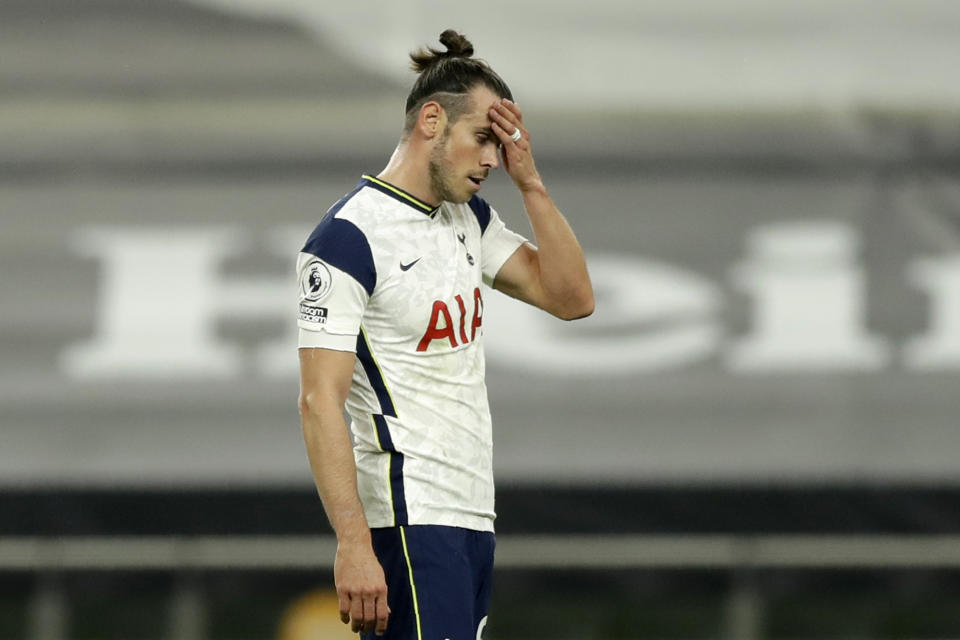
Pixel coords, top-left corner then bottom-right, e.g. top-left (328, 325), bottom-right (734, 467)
top-left (300, 259), bottom-right (333, 302)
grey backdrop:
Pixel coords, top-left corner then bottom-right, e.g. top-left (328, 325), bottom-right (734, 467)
top-left (3, 0), bottom-right (960, 487)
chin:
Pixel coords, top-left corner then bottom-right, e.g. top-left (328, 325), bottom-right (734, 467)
top-left (443, 191), bottom-right (472, 205)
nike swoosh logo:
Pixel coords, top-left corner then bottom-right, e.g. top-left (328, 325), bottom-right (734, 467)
top-left (400, 258), bottom-right (421, 271)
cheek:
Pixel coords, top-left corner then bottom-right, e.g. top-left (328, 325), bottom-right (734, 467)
top-left (448, 134), bottom-right (478, 163)
top-left (447, 149), bottom-right (472, 171)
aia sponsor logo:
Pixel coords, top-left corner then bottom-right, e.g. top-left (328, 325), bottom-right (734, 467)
top-left (417, 287), bottom-right (484, 352)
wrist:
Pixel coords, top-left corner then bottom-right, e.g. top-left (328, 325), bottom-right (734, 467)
top-left (337, 534), bottom-right (373, 554)
top-left (518, 178), bottom-right (546, 196)
top-left (335, 521), bottom-right (372, 547)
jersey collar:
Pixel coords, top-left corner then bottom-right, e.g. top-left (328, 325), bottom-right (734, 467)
top-left (361, 175), bottom-right (440, 217)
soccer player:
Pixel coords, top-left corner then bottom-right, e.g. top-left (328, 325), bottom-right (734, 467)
top-left (297, 29), bottom-right (594, 638)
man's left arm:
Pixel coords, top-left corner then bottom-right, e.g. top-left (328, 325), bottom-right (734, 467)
top-left (488, 98), bottom-right (594, 320)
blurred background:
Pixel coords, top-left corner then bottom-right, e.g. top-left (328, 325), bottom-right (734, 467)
top-left (3, 0), bottom-right (960, 638)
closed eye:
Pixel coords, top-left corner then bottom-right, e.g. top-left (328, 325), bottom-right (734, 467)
top-left (475, 127), bottom-right (495, 145)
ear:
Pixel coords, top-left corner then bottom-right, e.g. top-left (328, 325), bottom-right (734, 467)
top-left (417, 101), bottom-right (446, 140)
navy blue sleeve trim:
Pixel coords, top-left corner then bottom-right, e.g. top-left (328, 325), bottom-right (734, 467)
top-left (302, 215), bottom-right (376, 296)
top-left (468, 195), bottom-right (492, 234)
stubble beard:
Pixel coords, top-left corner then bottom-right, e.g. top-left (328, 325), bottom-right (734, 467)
top-left (428, 131), bottom-right (469, 205)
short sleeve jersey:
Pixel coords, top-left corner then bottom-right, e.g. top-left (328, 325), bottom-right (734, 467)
top-left (297, 175), bottom-right (527, 532)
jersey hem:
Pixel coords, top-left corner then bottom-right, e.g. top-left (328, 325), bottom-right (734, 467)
top-left (366, 511), bottom-right (495, 533)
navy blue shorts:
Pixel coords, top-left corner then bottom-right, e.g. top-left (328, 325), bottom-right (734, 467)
top-left (362, 525), bottom-right (495, 640)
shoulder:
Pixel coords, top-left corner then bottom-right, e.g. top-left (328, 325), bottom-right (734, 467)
top-left (301, 187), bottom-right (377, 295)
top-left (303, 186), bottom-right (373, 256)
top-left (466, 195), bottom-right (493, 233)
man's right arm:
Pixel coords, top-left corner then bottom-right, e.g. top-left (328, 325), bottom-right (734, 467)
top-left (298, 347), bottom-right (389, 636)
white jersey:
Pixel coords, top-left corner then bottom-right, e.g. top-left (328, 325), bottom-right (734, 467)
top-left (297, 175), bottom-right (527, 532)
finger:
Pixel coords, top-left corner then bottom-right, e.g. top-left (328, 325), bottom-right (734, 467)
top-left (490, 101), bottom-right (521, 131)
top-left (490, 121), bottom-right (516, 146)
top-left (350, 595), bottom-right (364, 633)
top-left (362, 594), bottom-right (377, 633)
top-left (493, 122), bottom-right (526, 152)
top-left (495, 100), bottom-right (524, 133)
top-left (375, 593), bottom-right (390, 635)
top-left (338, 591), bottom-right (350, 624)
top-left (501, 98), bottom-right (523, 121)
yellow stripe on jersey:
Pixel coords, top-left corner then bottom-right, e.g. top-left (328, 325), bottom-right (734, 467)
top-left (370, 413), bottom-right (384, 450)
top-left (362, 174), bottom-right (436, 214)
top-left (399, 526), bottom-right (424, 640)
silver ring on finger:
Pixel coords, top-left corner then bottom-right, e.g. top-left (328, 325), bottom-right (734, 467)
top-left (510, 127), bottom-right (522, 143)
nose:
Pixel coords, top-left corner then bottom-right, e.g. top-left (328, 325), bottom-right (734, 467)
top-left (482, 144), bottom-right (499, 170)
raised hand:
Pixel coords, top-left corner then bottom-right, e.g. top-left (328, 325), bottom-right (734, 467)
top-left (489, 98), bottom-right (542, 192)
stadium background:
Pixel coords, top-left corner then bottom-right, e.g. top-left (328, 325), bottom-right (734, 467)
top-left (3, 1), bottom-right (960, 638)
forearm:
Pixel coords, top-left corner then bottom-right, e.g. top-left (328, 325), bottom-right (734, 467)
top-left (300, 399), bottom-right (371, 545)
top-left (520, 181), bottom-right (594, 317)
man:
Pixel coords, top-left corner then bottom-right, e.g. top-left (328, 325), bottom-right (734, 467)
top-left (297, 29), bottom-right (593, 639)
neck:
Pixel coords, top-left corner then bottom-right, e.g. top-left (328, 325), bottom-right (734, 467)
top-left (377, 141), bottom-right (440, 207)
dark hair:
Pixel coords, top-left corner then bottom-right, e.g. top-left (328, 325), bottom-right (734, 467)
top-left (402, 29), bottom-right (513, 136)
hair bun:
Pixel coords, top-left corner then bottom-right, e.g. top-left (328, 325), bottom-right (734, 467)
top-left (409, 29), bottom-right (475, 72)
top-left (438, 30), bottom-right (474, 58)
